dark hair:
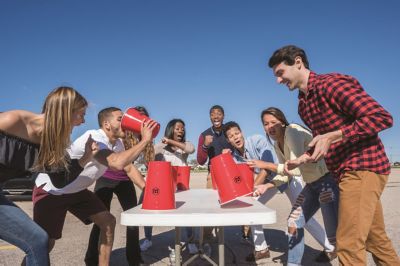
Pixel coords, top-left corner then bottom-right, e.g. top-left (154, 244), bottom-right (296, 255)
top-left (260, 107), bottom-right (290, 127)
top-left (209, 105), bottom-right (224, 115)
top-left (268, 45), bottom-right (310, 69)
top-left (98, 107), bottom-right (121, 127)
top-left (223, 121), bottom-right (241, 138)
top-left (164, 119), bottom-right (186, 142)
top-left (134, 106), bottom-right (149, 117)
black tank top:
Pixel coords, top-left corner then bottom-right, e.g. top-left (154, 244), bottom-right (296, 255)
top-left (0, 130), bottom-right (39, 183)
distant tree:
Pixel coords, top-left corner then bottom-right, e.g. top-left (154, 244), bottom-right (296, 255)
top-left (188, 158), bottom-right (198, 167)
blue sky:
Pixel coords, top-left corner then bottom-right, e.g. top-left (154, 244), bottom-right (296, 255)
top-left (1, 1), bottom-right (400, 162)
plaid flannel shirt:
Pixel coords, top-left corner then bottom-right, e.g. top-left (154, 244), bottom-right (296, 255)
top-left (298, 71), bottom-right (392, 180)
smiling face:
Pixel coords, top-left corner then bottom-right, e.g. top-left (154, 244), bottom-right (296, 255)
top-left (225, 126), bottom-right (244, 151)
top-left (272, 55), bottom-right (311, 92)
top-left (173, 121), bottom-right (185, 142)
top-left (262, 113), bottom-right (285, 141)
top-left (272, 61), bottom-right (303, 91)
top-left (210, 108), bottom-right (224, 130)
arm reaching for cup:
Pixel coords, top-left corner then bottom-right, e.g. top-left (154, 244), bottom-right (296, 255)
top-left (284, 153), bottom-right (313, 174)
top-left (253, 183), bottom-right (276, 197)
top-left (247, 159), bottom-right (278, 173)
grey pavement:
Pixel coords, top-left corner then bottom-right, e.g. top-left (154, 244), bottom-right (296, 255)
top-left (1, 169), bottom-right (399, 266)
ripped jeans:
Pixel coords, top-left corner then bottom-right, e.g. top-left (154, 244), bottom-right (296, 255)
top-left (287, 173), bottom-right (339, 266)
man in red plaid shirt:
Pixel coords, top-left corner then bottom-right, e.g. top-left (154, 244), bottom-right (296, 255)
top-left (268, 45), bottom-right (399, 265)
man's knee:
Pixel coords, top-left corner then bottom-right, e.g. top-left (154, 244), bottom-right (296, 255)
top-left (48, 238), bottom-right (56, 252)
top-left (92, 211), bottom-right (116, 231)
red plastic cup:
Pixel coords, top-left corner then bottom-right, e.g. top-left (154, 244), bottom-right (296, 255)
top-left (121, 107), bottom-right (160, 139)
top-left (236, 163), bottom-right (254, 195)
top-left (176, 166), bottom-right (191, 191)
top-left (142, 161), bottom-right (176, 210)
top-left (209, 164), bottom-right (218, 190)
top-left (171, 166), bottom-right (178, 192)
top-left (210, 153), bottom-right (253, 205)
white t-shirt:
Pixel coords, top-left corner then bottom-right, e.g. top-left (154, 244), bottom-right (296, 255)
top-left (35, 129), bottom-right (124, 195)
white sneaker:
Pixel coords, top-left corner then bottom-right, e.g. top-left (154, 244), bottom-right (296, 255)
top-left (203, 243), bottom-right (212, 257)
top-left (168, 246), bottom-right (182, 265)
top-left (169, 248), bottom-right (176, 265)
top-left (188, 243), bottom-right (198, 255)
top-left (140, 239), bottom-right (152, 251)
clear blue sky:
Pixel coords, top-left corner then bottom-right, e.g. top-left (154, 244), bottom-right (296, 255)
top-left (1, 1), bottom-right (400, 161)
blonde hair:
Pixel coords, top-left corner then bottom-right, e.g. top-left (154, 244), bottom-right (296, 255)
top-left (123, 131), bottom-right (155, 164)
top-left (36, 86), bottom-right (88, 171)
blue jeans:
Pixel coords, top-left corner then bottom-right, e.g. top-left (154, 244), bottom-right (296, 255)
top-left (287, 173), bottom-right (339, 265)
top-left (0, 192), bottom-right (49, 266)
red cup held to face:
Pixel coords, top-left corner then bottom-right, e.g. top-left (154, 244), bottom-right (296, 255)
top-left (121, 108), bottom-right (160, 138)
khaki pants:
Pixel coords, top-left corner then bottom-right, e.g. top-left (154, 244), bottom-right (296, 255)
top-left (337, 171), bottom-right (400, 265)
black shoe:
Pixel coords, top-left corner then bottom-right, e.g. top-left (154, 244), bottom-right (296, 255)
top-left (315, 250), bottom-right (337, 262)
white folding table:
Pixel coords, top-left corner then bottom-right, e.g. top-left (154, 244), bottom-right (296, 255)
top-left (121, 189), bottom-right (276, 265)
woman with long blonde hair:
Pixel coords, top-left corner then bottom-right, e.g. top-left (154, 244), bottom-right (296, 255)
top-left (0, 86), bottom-right (95, 265)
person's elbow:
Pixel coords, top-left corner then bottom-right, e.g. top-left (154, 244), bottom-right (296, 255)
top-left (384, 113), bottom-right (394, 128)
top-left (106, 155), bottom-right (126, 171)
top-left (196, 155), bottom-right (206, 165)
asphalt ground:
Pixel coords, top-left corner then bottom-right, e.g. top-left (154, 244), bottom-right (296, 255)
top-left (1, 169), bottom-right (399, 266)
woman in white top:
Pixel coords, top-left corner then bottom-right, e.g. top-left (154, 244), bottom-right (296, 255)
top-left (249, 107), bottom-right (339, 265)
top-left (141, 119), bottom-right (198, 254)
top-left (154, 118), bottom-right (195, 166)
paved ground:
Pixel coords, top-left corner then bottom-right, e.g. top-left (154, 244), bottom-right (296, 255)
top-left (1, 169), bottom-right (399, 266)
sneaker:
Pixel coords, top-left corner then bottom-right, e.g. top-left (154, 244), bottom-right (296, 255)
top-left (188, 243), bottom-right (198, 255)
top-left (203, 243), bottom-right (212, 257)
top-left (169, 248), bottom-right (176, 265)
top-left (246, 248), bottom-right (270, 262)
top-left (168, 247), bottom-right (182, 265)
top-left (315, 250), bottom-right (337, 262)
top-left (140, 239), bottom-right (152, 251)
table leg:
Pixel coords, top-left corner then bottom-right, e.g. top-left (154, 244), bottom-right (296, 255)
top-left (218, 226), bottom-right (225, 266)
top-left (175, 227), bottom-right (181, 266)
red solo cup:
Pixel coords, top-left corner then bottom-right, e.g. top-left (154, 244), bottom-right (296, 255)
top-left (210, 153), bottom-right (253, 205)
top-left (209, 164), bottom-right (218, 190)
top-left (142, 161), bottom-right (175, 210)
top-left (121, 107), bottom-right (160, 139)
top-left (236, 163), bottom-right (254, 196)
top-left (171, 166), bottom-right (178, 192)
top-left (176, 166), bottom-right (191, 191)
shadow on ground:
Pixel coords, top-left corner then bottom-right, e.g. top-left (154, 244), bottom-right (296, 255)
top-left (110, 227), bottom-right (335, 266)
